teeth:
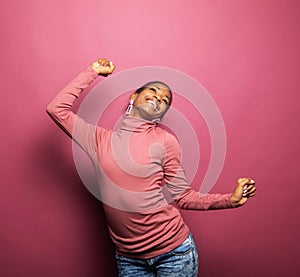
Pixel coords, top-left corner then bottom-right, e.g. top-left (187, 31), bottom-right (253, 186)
top-left (147, 100), bottom-right (158, 110)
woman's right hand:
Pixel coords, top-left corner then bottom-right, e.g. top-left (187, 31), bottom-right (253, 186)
top-left (91, 58), bottom-right (115, 76)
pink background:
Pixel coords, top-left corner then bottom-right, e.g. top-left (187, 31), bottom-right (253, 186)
top-left (1, 0), bottom-right (299, 276)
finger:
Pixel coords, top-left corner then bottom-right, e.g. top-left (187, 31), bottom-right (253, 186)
top-left (245, 184), bottom-right (255, 190)
top-left (249, 186), bottom-right (257, 194)
top-left (109, 62), bottom-right (116, 71)
top-left (244, 184), bottom-right (255, 191)
top-left (242, 182), bottom-right (255, 195)
top-left (239, 178), bottom-right (255, 186)
top-left (243, 186), bottom-right (256, 197)
top-left (245, 178), bottom-right (255, 185)
top-left (247, 191), bottom-right (256, 197)
top-left (98, 58), bottom-right (108, 66)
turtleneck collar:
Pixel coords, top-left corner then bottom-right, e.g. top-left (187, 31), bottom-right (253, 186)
top-left (120, 116), bottom-right (158, 133)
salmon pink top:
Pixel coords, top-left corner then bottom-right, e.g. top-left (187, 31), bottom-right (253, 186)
top-left (47, 67), bottom-right (234, 259)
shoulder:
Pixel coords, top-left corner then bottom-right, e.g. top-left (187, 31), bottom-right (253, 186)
top-left (165, 131), bottom-right (180, 146)
top-left (95, 125), bottom-right (113, 142)
top-left (155, 127), bottom-right (181, 154)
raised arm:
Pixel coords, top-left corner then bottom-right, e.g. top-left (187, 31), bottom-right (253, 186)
top-left (46, 58), bottom-right (115, 154)
top-left (46, 58), bottom-right (115, 134)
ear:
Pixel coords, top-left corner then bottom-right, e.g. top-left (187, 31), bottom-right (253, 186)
top-left (130, 93), bottom-right (137, 101)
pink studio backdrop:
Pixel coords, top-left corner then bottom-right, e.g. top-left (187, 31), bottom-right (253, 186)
top-left (1, 0), bottom-right (299, 276)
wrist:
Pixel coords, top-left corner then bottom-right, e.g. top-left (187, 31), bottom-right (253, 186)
top-left (90, 63), bottom-right (100, 75)
top-left (230, 195), bottom-right (241, 208)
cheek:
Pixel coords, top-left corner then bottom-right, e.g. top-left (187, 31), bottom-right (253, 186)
top-left (133, 94), bottom-right (144, 105)
top-left (160, 105), bottom-right (169, 115)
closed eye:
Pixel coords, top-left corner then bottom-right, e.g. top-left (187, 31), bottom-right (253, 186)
top-left (149, 87), bottom-right (170, 105)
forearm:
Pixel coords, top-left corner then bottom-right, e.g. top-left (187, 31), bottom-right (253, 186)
top-left (46, 66), bottom-right (98, 136)
top-left (174, 188), bottom-right (235, 210)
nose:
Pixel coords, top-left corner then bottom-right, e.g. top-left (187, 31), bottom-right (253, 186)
top-left (153, 95), bottom-right (161, 103)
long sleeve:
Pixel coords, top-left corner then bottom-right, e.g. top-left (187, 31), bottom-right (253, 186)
top-left (46, 67), bottom-right (100, 157)
top-left (163, 132), bottom-right (235, 210)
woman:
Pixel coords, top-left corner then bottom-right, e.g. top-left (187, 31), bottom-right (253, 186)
top-left (47, 58), bottom-right (256, 277)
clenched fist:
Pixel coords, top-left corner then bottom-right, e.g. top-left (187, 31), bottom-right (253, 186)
top-left (230, 178), bottom-right (256, 207)
top-left (91, 58), bottom-right (115, 76)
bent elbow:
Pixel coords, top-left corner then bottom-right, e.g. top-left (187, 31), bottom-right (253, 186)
top-left (46, 103), bottom-right (55, 116)
top-left (46, 102), bottom-right (62, 122)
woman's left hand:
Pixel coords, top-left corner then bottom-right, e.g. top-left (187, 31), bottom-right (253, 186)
top-left (230, 178), bottom-right (256, 207)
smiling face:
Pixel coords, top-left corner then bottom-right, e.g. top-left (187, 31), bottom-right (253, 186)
top-left (130, 82), bottom-right (172, 121)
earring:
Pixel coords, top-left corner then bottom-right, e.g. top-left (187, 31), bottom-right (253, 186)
top-left (125, 99), bottom-right (134, 115)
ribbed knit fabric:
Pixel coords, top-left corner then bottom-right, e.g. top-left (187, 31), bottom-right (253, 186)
top-left (47, 67), bottom-right (234, 259)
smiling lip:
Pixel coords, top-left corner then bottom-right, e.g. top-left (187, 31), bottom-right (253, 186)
top-left (147, 99), bottom-right (159, 111)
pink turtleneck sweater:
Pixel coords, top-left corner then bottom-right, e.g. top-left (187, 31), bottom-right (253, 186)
top-left (47, 67), bottom-right (234, 259)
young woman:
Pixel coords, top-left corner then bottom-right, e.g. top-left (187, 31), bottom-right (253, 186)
top-left (47, 58), bottom-right (256, 277)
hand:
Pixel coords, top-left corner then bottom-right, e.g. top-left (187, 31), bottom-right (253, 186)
top-left (91, 58), bottom-right (115, 76)
top-left (230, 178), bottom-right (256, 207)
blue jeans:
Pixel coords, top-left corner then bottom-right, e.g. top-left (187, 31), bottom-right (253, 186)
top-left (116, 233), bottom-right (198, 277)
